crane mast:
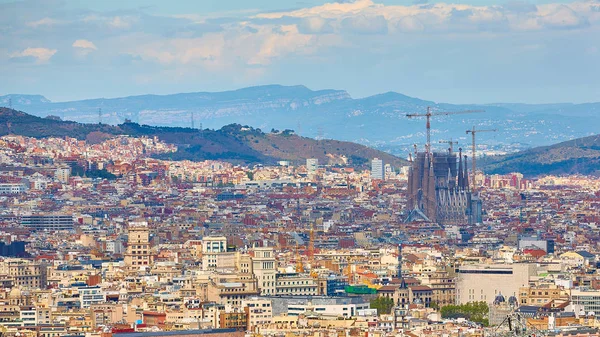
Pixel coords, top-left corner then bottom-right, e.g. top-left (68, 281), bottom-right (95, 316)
top-left (466, 126), bottom-right (497, 192)
top-left (438, 138), bottom-right (458, 153)
top-left (406, 107), bottom-right (483, 154)
top-left (308, 222), bottom-right (315, 266)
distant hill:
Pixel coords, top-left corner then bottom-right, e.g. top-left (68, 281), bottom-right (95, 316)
top-left (3, 85), bottom-right (600, 156)
top-left (482, 134), bottom-right (600, 176)
top-left (0, 107), bottom-right (406, 167)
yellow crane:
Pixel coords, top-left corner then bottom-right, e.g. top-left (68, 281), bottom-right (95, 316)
top-left (294, 244), bottom-right (304, 273)
top-left (344, 256), bottom-right (358, 285)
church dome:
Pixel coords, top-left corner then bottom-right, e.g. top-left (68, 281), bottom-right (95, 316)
top-left (493, 293), bottom-right (506, 305)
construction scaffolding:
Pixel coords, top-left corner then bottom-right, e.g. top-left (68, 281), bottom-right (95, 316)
top-left (405, 148), bottom-right (481, 225)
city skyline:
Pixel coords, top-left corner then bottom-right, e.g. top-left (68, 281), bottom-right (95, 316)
top-left (1, 1), bottom-right (600, 336)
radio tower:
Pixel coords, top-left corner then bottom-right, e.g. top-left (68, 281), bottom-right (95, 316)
top-left (8, 98), bottom-right (12, 109)
top-left (317, 127), bottom-right (324, 140)
top-left (98, 108), bottom-right (102, 124)
top-left (191, 111), bottom-right (195, 129)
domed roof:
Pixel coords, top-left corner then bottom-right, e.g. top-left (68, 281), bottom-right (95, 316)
top-left (508, 295), bottom-right (518, 305)
top-left (9, 287), bottom-right (22, 298)
top-left (493, 293), bottom-right (506, 305)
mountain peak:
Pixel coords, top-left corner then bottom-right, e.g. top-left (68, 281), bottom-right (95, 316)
top-left (0, 94), bottom-right (51, 105)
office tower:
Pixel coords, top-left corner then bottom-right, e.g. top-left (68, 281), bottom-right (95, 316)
top-left (371, 158), bottom-right (384, 180)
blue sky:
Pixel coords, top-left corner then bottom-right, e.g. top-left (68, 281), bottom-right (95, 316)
top-left (1, 0), bottom-right (598, 103)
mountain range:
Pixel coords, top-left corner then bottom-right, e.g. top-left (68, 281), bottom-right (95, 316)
top-left (2, 106), bottom-right (600, 176)
top-left (2, 85), bottom-right (599, 157)
top-left (0, 107), bottom-right (405, 167)
top-left (482, 134), bottom-right (600, 177)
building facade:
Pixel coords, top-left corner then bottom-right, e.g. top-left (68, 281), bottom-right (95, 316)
top-left (124, 221), bottom-right (153, 269)
top-left (371, 158), bottom-right (384, 180)
top-left (456, 263), bottom-right (536, 305)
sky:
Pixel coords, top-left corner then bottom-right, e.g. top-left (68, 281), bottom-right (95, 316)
top-left (1, 0), bottom-right (598, 104)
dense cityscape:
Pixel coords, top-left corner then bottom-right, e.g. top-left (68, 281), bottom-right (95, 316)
top-left (0, 129), bottom-right (599, 337)
top-left (3, 0), bottom-right (599, 336)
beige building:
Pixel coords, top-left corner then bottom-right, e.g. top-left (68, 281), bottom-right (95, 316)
top-left (91, 303), bottom-right (125, 328)
top-left (251, 247), bottom-right (277, 296)
top-left (0, 258), bottom-right (47, 289)
top-left (207, 275), bottom-right (260, 307)
top-left (124, 221), bottom-right (153, 269)
top-left (275, 274), bottom-right (318, 296)
top-left (20, 305), bottom-right (52, 326)
top-left (418, 271), bottom-right (456, 307)
top-left (243, 298), bottom-right (273, 331)
top-left (202, 236), bottom-right (236, 271)
top-left (456, 263), bottom-right (536, 304)
top-left (54, 167), bottom-right (71, 183)
top-left (47, 264), bottom-right (98, 287)
top-left (519, 283), bottom-right (569, 306)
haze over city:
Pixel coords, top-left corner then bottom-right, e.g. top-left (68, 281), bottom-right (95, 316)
top-left (1, 1), bottom-right (600, 337)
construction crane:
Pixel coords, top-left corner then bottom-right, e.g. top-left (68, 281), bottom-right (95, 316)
top-left (308, 223), bottom-right (315, 265)
top-left (406, 107), bottom-right (483, 153)
top-left (438, 138), bottom-right (459, 153)
top-left (466, 126), bottom-right (497, 192)
top-left (487, 312), bottom-right (548, 337)
top-left (294, 244), bottom-right (304, 273)
top-left (344, 256), bottom-right (357, 285)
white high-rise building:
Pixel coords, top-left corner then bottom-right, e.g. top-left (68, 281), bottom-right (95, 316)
top-left (306, 158), bottom-right (318, 173)
top-left (371, 158), bottom-right (384, 180)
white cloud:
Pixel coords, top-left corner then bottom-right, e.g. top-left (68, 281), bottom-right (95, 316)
top-left (341, 14), bottom-right (388, 34)
top-left (130, 33), bottom-right (225, 68)
top-left (298, 17), bottom-right (334, 34)
top-left (392, 16), bottom-right (425, 32)
top-left (10, 47), bottom-right (57, 63)
top-left (72, 39), bottom-right (98, 50)
top-left (127, 22), bottom-right (341, 70)
top-left (538, 4), bottom-right (589, 29)
top-left (108, 16), bottom-right (136, 29)
top-left (27, 17), bottom-right (61, 28)
top-left (256, 0), bottom-right (377, 19)
top-left (253, 0), bottom-right (598, 34)
top-left (247, 25), bottom-right (315, 65)
top-left (72, 39), bottom-right (98, 56)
